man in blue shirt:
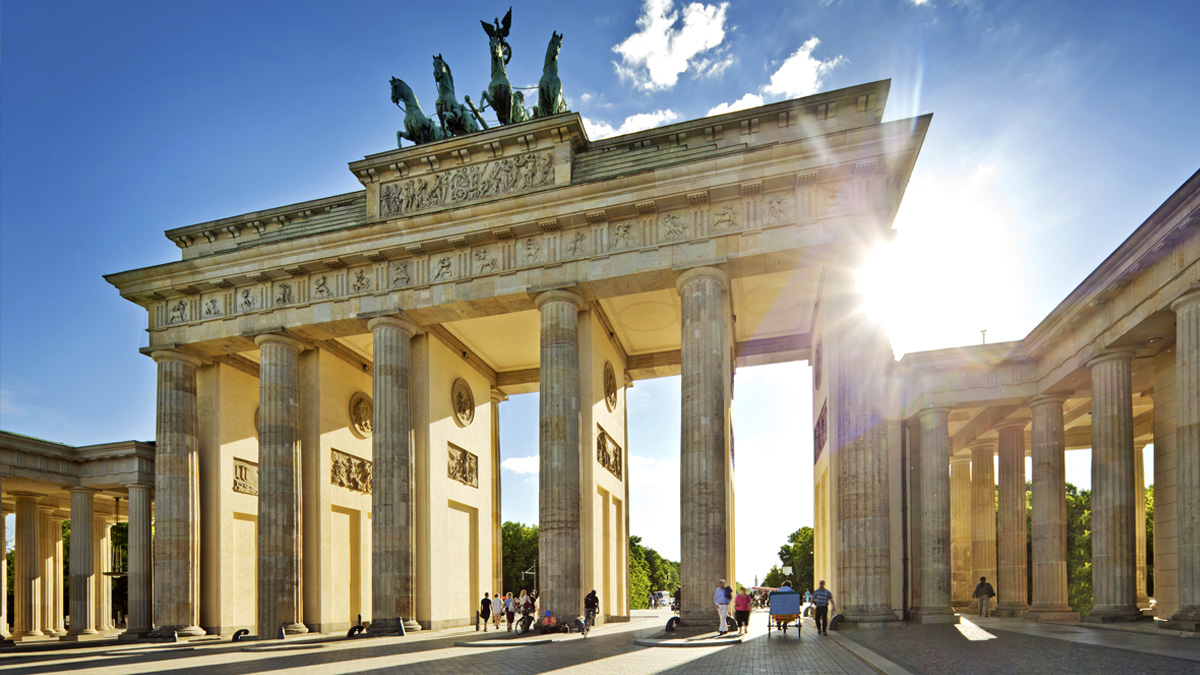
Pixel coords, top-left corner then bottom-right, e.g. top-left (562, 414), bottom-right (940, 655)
top-left (811, 580), bottom-right (836, 635)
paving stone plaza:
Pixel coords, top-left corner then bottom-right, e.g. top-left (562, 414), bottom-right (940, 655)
top-left (2, 19), bottom-right (1200, 670)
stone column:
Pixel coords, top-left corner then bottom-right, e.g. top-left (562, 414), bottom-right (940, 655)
top-left (676, 269), bottom-right (734, 626)
top-left (151, 349), bottom-right (205, 636)
top-left (1087, 351), bottom-right (1141, 620)
top-left (1134, 452), bottom-right (1149, 609)
top-left (950, 456), bottom-right (974, 608)
top-left (491, 389), bottom-right (507, 595)
top-left (67, 488), bottom-right (98, 637)
top-left (39, 509), bottom-right (57, 635)
top-left (1028, 396), bottom-right (1076, 620)
top-left (970, 442), bottom-right (997, 594)
top-left (13, 494), bottom-right (42, 638)
top-left (536, 289), bottom-right (585, 623)
top-left (52, 514), bottom-right (67, 635)
top-left (255, 334), bottom-right (308, 637)
top-left (126, 483), bottom-right (153, 636)
top-left (367, 317), bottom-right (420, 634)
top-left (913, 407), bottom-right (955, 622)
top-left (832, 310), bottom-right (894, 623)
top-left (1169, 289), bottom-right (1200, 629)
top-left (0, 484), bottom-right (6, 640)
top-left (95, 516), bottom-right (114, 631)
top-left (995, 422), bottom-right (1028, 616)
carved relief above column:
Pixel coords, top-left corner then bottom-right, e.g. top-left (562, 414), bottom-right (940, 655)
top-left (447, 443), bottom-right (479, 487)
top-left (331, 449), bottom-right (373, 494)
top-left (596, 424), bottom-right (622, 480)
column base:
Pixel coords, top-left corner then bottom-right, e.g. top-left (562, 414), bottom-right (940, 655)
top-left (283, 622), bottom-right (308, 635)
top-left (840, 608), bottom-right (900, 626)
top-left (992, 603), bottom-right (1028, 618)
top-left (60, 631), bottom-right (107, 642)
top-left (910, 609), bottom-right (959, 624)
top-left (1024, 608), bottom-right (1079, 623)
top-left (1163, 607), bottom-right (1200, 631)
top-left (1159, 620), bottom-right (1200, 633)
top-left (150, 625), bottom-right (206, 639)
top-left (12, 633), bottom-right (57, 643)
top-left (1081, 608), bottom-right (1146, 623)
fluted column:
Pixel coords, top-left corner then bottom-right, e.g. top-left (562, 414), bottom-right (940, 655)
top-left (367, 317), bottom-right (420, 634)
top-left (67, 488), bottom-right (98, 637)
top-left (995, 422), bottom-right (1028, 616)
top-left (491, 389), bottom-right (507, 595)
top-left (971, 442), bottom-right (997, 594)
top-left (1087, 351), bottom-right (1141, 620)
top-left (126, 483), bottom-right (153, 636)
top-left (95, 516), bottom-right (114, 631)
top-left (51, 514), bottom-right (66, 635)
top-left (913, 407), bottom-right (955, 622)
top-left (676, 269), bottom-right (733, 626)
top-left (13, 494), bottom-right (42, 638)
top-left (39, 508), bottom-right (57, 635)
top-left (151, 349), bottom-right (205, 636)
top-left (950, 457), bottom-right (974, 608)
top-left (255, 334), bottom-right (307, 637)
top-left (536, 289), bottom-right (585, 623)
top-left (1170, 289), bottom-right (1200, 628)
top-left (1028, 396), bottom-right (1075, 619)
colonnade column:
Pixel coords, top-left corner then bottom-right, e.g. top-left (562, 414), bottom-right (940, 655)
top-left (94, 516), bottom-right (114, 631)
top-left (995, 422), bottom-right (1028, 616)
top-left (150, 349), bottom-right (205, 637)
top-left (491, 388), bottom-right (507, 595)
top-left (1169, 288), bottom-right (1200, 629)
top-left (52, 516), bottom-right (65, 635)
top-left (1087, 351), bottom-right (1141, 620)
top-left (67, 488), bottom-right (98, 638)
top-left (970, 442), bottom-right (997, 595)
top-left (676, 268), bottom-right (734, 625)
top-left (1028, 396), bottom-right (1075, 620)
top-left (950, 457), bottom-right (974, 608)
top-left (13, 494), bottom-right (42, 638)
top-left (536, 289), bottom-right (585, 623)
top-left (125, 483), bottom-right (153, 636)
top-left (1134, 454), bottom-right (1149, 609)
top-left (367, 317), bottom-right (420, 634)
top-left (1, 483), bottom-right (6, 640)
top-left (254, 334), bottom-right (308, 637)
top-left (39, 508), bottom-right (57, 635)
top-left (913, 407), bottom-right (955, 622)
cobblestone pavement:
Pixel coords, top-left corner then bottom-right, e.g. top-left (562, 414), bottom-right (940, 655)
top-left (840, 615), bottom-right (1200, 675)
top-left (1, 610), bottom-right (873, 675)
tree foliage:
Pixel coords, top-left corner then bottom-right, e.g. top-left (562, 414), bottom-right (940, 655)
top-left (628, 536), bottom-right (679, 609)
top-left (1145, 485), bottom-right (1154, 596)
top-left (777, 526), bottom-right (815, 592)
top-left (1065, 483), bottom-right (1093, 615)
top-left (762, 565), bottom-right (788, 588)
top-left (501, 521), bottom-right (539, 595)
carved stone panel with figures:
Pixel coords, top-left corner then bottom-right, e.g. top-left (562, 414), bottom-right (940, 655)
top-left (447, 443), bottom-right (479, 487)
top-left (331, 448), bottom-right (372, 494)
top-left (596, 424), bottom-right (622, 480)
top-left (379, 150), bottom-right (555, 218)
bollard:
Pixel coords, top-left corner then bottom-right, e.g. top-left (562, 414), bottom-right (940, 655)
top-left (666, 616), bottom-right (680, 632)
top-left (475, 611), bottom-right (480, 631)
top-left (277, 625), bottom-right (286, 640)
top-left (172, 630), bottom-right (180, 643)
top-left (232, 629), bottom-right (250, 642)
top-left (397, 617), bottom-right (406, 637)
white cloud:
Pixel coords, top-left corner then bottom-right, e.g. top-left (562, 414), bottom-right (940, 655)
top-left (501, 455), bottom-right (539, 475)
top-left (612, 0), bottom-right (731, 91)
top-left (763, 37), bottom-right (846, 99)
top-left (579, 92), bottom-right (593, 104)
top-left (582, 109), bottom-right (680, 139)
top-left (706, 93), bottom-right (764, 116)
top-left (910, 0), bottom-right (932, 5)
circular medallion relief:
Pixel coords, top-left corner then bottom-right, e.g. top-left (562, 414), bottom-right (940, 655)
top-left (452, 378), bottom-right (475, 427)
top-left (814, 341), bottom-right (823, 391)
top-left (349, 392), bottom-right (373, 439)
top-left (603, 361), bottom-right (618, 411)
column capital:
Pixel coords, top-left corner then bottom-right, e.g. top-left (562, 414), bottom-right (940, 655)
top-left (1030, 394), bottom-right (1069, 409)
top-left (675, 266), bottom-right (728, 293)
top-left (490, 388), bottom-right (509, 404)
top-left (368, 315), bottom-right (423, 336)
top-left (968, 440), bottom-right (995, 453)
top-left (916, 406), bottom-right (952, 421)
top-left (1170, 284), bottom-right (1200, 312)
top-left (150, 349), bottom-right (204, 368)
top-left (123, 481), bottom-right (153, 490)
top-left (253, 332), bottom-right (306, 352)
top-left (995, 419), bottom-right (1029, 433)
top-left (67, 486), bottom-right (98, 496)
top-left (534, 288), bottom-right (585, 311)
top-left (1086, 349), bottom-right (1136, 369)
top-left (951, 454), bottom-right (971, 466)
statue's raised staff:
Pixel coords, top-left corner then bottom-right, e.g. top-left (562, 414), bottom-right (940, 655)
top-left (533, 31), bottom-right (568, 118)
top-left (433, 55), bottom-right (484, 135)
top-left (479, 7), bottom-right (516, 125)
top-left (390, 77), bottom-right (444, 146)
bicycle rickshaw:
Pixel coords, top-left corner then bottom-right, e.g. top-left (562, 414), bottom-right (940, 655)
top-left (767, 590), bottom-right (803, 637)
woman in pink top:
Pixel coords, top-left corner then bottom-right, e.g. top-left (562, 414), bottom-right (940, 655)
top-left (733, 587), bottom-right (753, 635)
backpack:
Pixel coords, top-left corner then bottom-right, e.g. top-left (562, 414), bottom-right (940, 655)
top-left (723, 586), bottom-right (733, 602)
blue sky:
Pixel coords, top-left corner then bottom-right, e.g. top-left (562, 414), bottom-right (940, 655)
top-left (2, 1), bottom-right (1196, 583)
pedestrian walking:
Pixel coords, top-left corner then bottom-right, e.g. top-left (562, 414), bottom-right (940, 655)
top-left (734, 586), bottom-right (752, 636)
top-left (972, 576), bottom-right (996, 617)
top-left (493, 591), bottom-right (502, 628)
top-left (504, 591), bottom-right (515, 630)
top-left (714, 579), bottom-right (733, 635)
top-left (480, 592), bottom-right (492, 631)
top-left (811, 580), bottom-right (836, 635)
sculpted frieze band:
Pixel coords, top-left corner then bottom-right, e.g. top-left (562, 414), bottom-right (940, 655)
top-left (379, 150), bottom-right (555, 217)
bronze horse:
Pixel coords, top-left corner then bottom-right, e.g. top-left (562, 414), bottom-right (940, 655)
top-left (480, 7), bottom-right (515, 124)
top-left (534, 31), bottom-right (567, 118)
top-left (432, 55), bottom-right (480, 136)
top-left (390, 77), bottom-right (443, 146)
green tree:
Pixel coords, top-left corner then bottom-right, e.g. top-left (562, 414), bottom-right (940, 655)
top-left (762, 565), bottom-right (788, 588)
top-left (778, 526), bottom-right (815, 592)
top-left (1065, 483), bottom-right (1092, 615)
top-left (1145, 485), bottom-right (1154, 596)
top-left (628, 536), bottom-right (651, 609)
top-left (501, 521), bottom-right (538, 595)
